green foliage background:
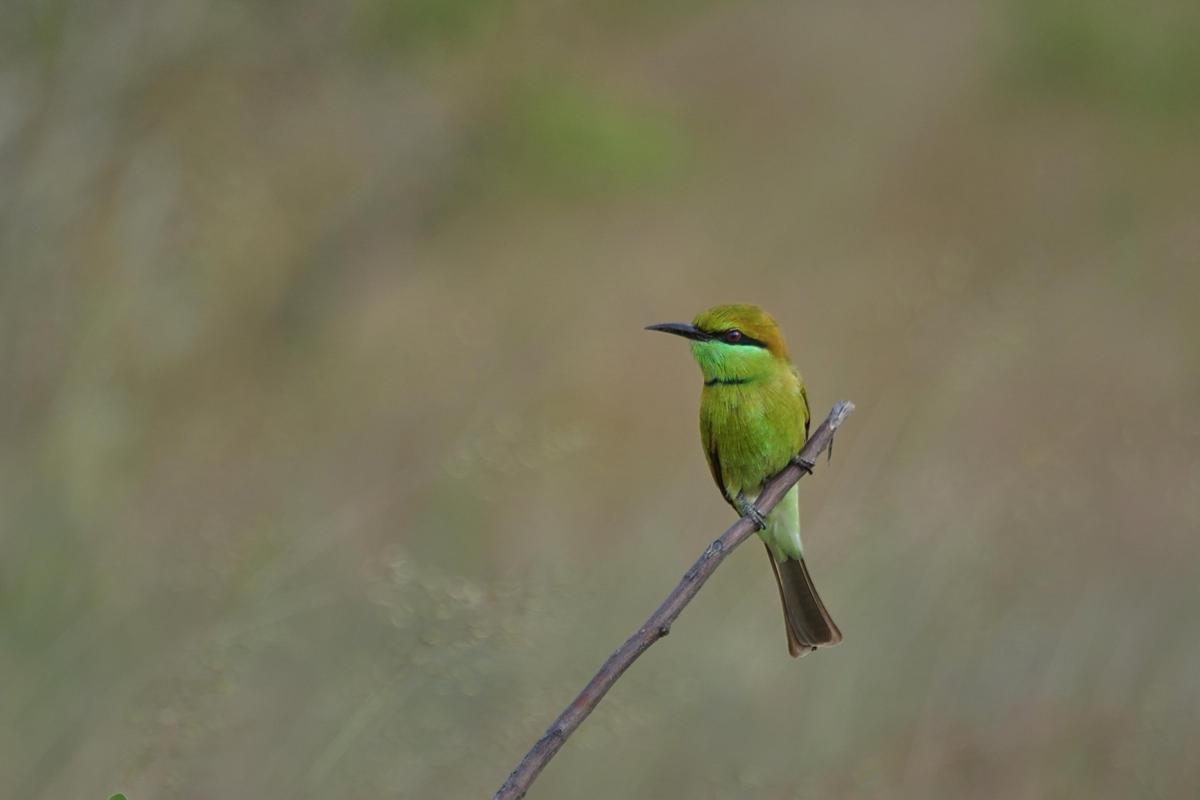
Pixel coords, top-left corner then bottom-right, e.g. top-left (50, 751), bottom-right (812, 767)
top-left (2, 1), bottom-right (1199, 798)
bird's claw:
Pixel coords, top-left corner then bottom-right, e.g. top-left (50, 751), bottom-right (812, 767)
top-left (736, 493), bottom-right (767, 530)
top-left (792, 455), bottom-right (816, 475)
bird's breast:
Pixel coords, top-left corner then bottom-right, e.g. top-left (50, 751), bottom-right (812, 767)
top-left (700, 380), bottom-right (806, 498)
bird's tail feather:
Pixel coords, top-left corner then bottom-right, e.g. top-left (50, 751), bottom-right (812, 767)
top-left (765, 544), bottom-right (843, 657)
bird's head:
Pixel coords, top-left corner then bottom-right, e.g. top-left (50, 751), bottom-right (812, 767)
top-left (646, 303), bottom-right (791, 384)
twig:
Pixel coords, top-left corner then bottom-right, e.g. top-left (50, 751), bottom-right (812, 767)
top-left (492, 401), bottom-right (856, 800)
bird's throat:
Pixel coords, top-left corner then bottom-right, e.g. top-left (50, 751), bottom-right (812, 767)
top-left (690, 340), bottom-right (775, 386)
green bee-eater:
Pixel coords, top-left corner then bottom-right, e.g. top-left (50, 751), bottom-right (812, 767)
top-left (647, 304), bottom-right (842, 657)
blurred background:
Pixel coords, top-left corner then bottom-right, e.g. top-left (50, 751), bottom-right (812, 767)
top-left (3, 1), bottom-right (1199, 798)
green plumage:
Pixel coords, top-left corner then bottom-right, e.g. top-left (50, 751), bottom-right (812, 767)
top-left (697, 347), bottom-right (809, 560)
top-left (648, 304), bottom-right (841, 657)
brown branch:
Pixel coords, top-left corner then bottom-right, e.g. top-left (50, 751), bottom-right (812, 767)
top-left (492, 401), bottom-right (856, 800)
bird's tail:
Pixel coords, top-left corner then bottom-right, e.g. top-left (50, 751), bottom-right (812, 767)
top-left (765, 545), bottom-right (843, 657)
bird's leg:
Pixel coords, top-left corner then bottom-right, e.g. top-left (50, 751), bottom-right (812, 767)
top-left (736, 492), bottom-right (767, 530)
top-left (791, 455), bottom-right (816, 475)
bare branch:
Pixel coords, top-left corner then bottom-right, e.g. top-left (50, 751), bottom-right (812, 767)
top-left (492, 401), bottom-right (855, 800)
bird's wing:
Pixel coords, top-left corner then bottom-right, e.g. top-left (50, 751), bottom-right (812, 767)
top-left (700, 414), bottom-right (734, 507)
top-left (799, 382), bottom-right (811, 443)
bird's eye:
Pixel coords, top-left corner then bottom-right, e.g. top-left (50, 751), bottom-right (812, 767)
top-left (724, 330), bottom-right (743, 343)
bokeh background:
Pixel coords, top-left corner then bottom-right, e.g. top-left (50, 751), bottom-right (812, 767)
top-left (3, 1), bottom-right (1200, 798)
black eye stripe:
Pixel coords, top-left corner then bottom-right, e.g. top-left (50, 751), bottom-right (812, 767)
top-left (711, 329), bottom-right (768, 349)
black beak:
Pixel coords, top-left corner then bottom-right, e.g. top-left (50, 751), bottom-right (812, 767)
top-left (645, 322), bottom-right (711, 341)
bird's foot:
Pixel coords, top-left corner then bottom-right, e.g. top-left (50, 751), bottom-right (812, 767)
top-left (791, 455), bottom-right (816, 475)
top-left (736, 493), bottom-right (767, 530)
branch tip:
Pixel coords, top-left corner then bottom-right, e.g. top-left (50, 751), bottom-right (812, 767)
top-left (828, 400), bottom-right (855, 429)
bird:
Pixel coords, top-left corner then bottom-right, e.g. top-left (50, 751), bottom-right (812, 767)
top-left (647, 303), bottom-right (842, 657)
